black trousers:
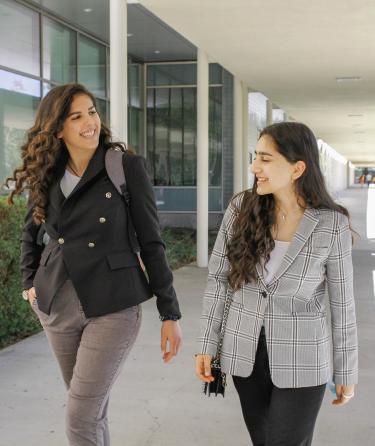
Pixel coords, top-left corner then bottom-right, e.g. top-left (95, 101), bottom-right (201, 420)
top-left (232, 328), bottom-right (326, 446)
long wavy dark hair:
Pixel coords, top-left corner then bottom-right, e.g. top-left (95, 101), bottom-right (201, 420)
top-left (5, 83), bottom-right (130, 225)
top-left (227, 122), bottom-right (351, 291)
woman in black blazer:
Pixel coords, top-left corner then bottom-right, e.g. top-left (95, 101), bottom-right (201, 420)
top-left (6, 83), bottom-right (182, 446)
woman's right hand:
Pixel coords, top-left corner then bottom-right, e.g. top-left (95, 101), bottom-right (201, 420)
top-left (27, 287), bottom-right (37, 304)
top-left (195, 354), bottom-right (214, 383)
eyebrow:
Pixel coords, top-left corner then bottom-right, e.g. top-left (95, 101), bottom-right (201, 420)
top-left (68, 105), bottom-right (96, 117)
top-left (255, 150), bottom-right (274, 157)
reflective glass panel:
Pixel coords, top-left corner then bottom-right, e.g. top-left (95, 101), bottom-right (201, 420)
top-left (147, 64), bottom-right (196, 86)
top-left (95, 98), bottom-right (108, 126)
top-left (0, 0), bottom-right (40, 76)
top-left (209, 63), bottom-right (222, 85)
top-left (78, 36), bottom-right (106, 97)
top-left (0, 70), bottom-right (40, 182)
top-left (209, 87), bottom-right (222, 186)
top-left (43, 17), bottom-right (77, 84)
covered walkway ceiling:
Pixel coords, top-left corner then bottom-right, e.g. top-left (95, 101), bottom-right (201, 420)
top-left (138, 0), bottom-right (375, 164)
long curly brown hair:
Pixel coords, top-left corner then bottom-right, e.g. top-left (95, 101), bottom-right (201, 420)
top-left (227, 122), bottom-right (351, 291)
top-left (5, 83), bottom-right (129, 225)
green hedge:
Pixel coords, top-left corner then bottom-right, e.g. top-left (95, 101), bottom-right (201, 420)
top-left (0, 196), bottom-right (41, 348)
top-left (0, 195), bottom-right (218, 349)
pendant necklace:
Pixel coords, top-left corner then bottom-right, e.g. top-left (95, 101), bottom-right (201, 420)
top-left (277, 207), bottom-right (287, 221)
top-left (67, 161), bottom-right (82, 178)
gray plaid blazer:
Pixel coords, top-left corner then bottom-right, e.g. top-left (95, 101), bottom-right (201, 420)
top-left (198, 194), bottom-right (358, 388)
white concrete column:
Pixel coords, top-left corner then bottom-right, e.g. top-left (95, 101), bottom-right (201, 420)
top-left (266, 99), bottom-right (273, 126)
top-left (233, 77), bottom-right (243, 194)
top-left (110, 0), bottom-right (128, 142)
top-left (196, 49), bottom-right (209, 267)
top-left (242, 83), bottom-right (249, 189)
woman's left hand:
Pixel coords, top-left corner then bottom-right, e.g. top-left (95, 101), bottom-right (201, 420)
top-left (332, 384), bottom-right (355, 406)
top-left (161, 321), bottom-right (182, 363)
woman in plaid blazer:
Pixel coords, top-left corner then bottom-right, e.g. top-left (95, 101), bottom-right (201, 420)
top-left (196, 122), bottom-right (358, 446)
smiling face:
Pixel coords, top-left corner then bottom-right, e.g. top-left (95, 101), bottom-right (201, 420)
top-left (57, 93), bottom-right (101, 153)
top-left (251, 134), bottom-right (306, 198)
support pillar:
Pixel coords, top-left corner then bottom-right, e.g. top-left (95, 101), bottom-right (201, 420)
top-left (196, 49), bottom-right (209, 267)
top-left (110, 0), bottom-right (128, 142)
top-left (242, 84), bottom-right (249, 189)
top-left (233, 77), bottom-right (243, 194)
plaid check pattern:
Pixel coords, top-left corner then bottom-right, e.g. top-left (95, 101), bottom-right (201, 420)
top-left (197, 194), bottom-right (358, 388)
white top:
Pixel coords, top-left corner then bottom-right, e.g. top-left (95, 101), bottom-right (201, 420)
top-left (262, 240), bottom-right (290, 284)
top-left (60, 169), bottom-right (81, 198)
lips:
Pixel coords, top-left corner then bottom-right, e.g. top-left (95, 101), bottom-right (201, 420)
top-left (256, 177), bottom-right (269, 183)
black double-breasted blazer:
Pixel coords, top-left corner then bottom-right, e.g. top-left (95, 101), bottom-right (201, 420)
top-left (21, 145), bottom-right (181, 319)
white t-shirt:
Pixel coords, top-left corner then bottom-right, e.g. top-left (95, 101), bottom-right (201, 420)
top-left (262, 240), bottom-right (290, 284)
top-left (60, 169), bottom-right (81, 198)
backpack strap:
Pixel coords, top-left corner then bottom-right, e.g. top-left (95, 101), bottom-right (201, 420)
top-left (105, 148), bottom-right (140, 254)
top-left (104, 147), bottom-right (130, 204)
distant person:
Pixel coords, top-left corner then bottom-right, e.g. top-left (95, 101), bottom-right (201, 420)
top-left (359, 174), bottom-right (365, 188)
top-left (366, 172), bottom-right (373, 187)
top-left (196, 122), bottom-right (358, 446)
top-left (6, 83), bottom-right (182, 446)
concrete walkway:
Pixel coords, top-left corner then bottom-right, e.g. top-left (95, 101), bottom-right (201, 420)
top-left (0, 187), bottom-right (374, 446)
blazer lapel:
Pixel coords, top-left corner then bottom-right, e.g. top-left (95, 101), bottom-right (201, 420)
top-left (256, 263), bottom-right (267, 289)
top-left (265, 207), bottom-right (320, 287)
top-left (48, 170), bottom-right (66, 213)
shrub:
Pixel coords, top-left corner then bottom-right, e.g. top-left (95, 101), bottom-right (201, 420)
top-left (0, 196), bottom-right (41, 348)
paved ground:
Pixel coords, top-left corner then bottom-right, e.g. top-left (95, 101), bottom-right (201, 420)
top-left (0, 186), bottom-right (374, 446)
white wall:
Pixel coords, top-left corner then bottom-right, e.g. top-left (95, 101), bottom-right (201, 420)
top-left (247, 92), bottom-right (268, 189)
top-left (318, 139), bottom-right (348, 197)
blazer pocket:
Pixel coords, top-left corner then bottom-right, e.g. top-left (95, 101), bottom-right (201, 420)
top-left (39, 245), bottom-right (53, 266)
top-left (300, 244), bottom-right (329, 257)
top-left (106, 250), bottom-right (139, 270)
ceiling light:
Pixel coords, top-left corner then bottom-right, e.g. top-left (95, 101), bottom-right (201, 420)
top-left (354, 131), bottom-right (366, 134)
top-left (84, 8), bottom-right (93, 12)
top-left (154, 50), bottom-right (161, 54)
top-left (336, 76), bottom-right (362, 82)
top-left (348, 114), bottom-right (363, 117)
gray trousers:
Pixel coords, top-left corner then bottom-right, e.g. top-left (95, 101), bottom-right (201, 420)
top-left (32, 279), bottom-right (142, 446)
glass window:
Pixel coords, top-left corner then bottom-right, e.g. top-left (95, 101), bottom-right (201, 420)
top-left (147, 64), bottom-right (196, 86)
top-left (167, 88), bottom-right (182, 186)
top-left (95, 98), bottom-right (108, 126)
top-left (153, 88), bottom-right (169, 185)
top-left (0, 70), bottom-right (40, 182)
top-left (0, 0), bottom-right (40, 76)
top-left (78, 35), bottom-right (106, 97)
top-left (209, 63), bottom-right (222, 85)
top-left (147, 87), bottom-right (197, 187)
top-left (128, 64), bottom-right (143, 151)
top-left (145, 63), bottom-right (223, 206)
top-left (128, 64), bottom-right (141, 108)
top-left (43, 18), bottom-right (77, 84)
top-left (209, 87), bottom-right (222, 186)
top-left (182, 88), bottom-right (196, 186)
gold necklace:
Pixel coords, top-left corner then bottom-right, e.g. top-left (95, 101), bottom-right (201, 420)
top-left (276, 207), bottom-right (288, 221)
